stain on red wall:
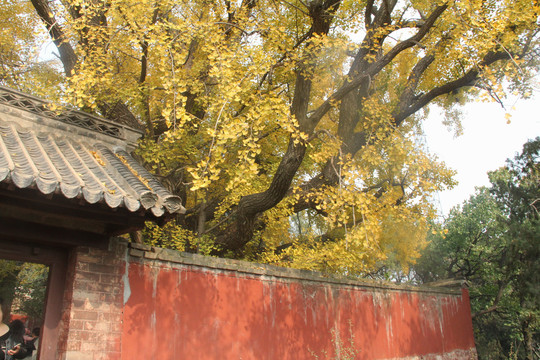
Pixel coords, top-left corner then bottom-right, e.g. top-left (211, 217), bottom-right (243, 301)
top-left (121, 260), bottom-right (476, 360)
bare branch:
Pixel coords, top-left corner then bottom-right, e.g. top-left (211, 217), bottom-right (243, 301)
top-left (369, 4), bottom-right (448, 75)
top-left (309, 4), bottom-right (448, 129)
top-left (279, 0), bottom-right (309, 16)
top-left (391, 53), bottom-right (435, 122)
top-left (365, 0), bottom-right (375, 28)
top-left (394, 51), bottom-right (510, 124)
top-left (472, 280), bottom-right (507, 319)
top-left (30, 0), bottom-right (77, 76)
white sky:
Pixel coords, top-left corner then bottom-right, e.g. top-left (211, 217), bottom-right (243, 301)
top-left (423, 93), bottom-right (540, 217)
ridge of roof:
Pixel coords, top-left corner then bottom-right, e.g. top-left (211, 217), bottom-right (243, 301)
top-left (0, 86), bottom-right (142, 149)
top-left (0, 86), bottom-right (185, 220)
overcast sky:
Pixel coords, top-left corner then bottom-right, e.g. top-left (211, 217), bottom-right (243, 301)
top-left (423, 93), bottom-right (540, 217)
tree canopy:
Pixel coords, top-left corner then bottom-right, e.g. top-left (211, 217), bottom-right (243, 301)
top-left (414, 137), bottom-right (540, 359)
top-left (0, 260), bottom-right (48, 324)
top-left (1, 0), bottom-right (538, 275)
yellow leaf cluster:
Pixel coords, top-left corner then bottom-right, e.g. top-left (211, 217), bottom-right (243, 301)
top-left (5, 0), bottom-right (537, 276)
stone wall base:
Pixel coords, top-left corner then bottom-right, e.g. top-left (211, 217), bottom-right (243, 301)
top-left (385, 348), bottom-right (478, 360)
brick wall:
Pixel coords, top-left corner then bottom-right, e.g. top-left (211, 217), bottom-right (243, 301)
top-left (53, 239), bottom-right (477, 359)
top-left (60, 240), bottom-right (127, 360)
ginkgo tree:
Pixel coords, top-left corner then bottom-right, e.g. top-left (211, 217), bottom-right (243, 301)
top-left (3, 0), bottom-right (538, 275)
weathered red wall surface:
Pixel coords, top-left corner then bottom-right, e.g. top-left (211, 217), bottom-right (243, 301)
top-left (121, 245), bottom-right (476, 360)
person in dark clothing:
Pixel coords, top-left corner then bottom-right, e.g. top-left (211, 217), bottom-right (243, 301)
top-left (21, 327), bottom-right (39, 360)
top-left (0, 298), bottom-right (31, 360)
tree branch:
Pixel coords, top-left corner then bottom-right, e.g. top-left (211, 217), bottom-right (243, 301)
top-left (365, 0), bottom-right (375, 28)
top-left (391, 53), bottom-right (435, 122)
top-left (213, 0), bottom-right (343, 251)
top-left (30, 0), bottom-right (77, 76)
top-left (309, 4), bottom-right (448, 129)
top-left (393, 51), bottom-right (510, 124)
top-left (472, 280), bottom-right (507, 319)
top-left (367, 4), bottom-right (447, 76)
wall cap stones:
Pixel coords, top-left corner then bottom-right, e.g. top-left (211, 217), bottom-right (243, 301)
top-left (126, 242), bottom-right (463, 296)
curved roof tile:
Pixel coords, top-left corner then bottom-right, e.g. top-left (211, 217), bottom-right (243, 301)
top-left (0, 86), bottom-right (185, 218)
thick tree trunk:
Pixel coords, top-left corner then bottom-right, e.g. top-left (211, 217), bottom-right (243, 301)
top-left (211, 0), bottom-right (344, 251)
top-left (216, 139), bottom-right (307, 251)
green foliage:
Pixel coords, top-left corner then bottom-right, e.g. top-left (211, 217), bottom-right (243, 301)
top-left (13, 263), bottom-right (48, 324)
top-left (414, 137), bottom-right (540, 360)
top-left (414, 187), bottom-right (504, 283)
top-left (0, 260), bottom-right (48, 324)
top-left (0, 260), bottom-right (21, 312)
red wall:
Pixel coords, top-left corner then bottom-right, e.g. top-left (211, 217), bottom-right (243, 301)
top-left (121, 245), bottom-right (476, 360)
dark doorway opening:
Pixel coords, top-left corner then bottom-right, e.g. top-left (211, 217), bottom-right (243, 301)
top-left (0, 239), bottom-right (69, 360)
top-left (1, 259), bottom-right (48, 360)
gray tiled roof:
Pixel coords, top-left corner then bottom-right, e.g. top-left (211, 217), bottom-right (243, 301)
top-left (0, 86), bottom-right (185, 217)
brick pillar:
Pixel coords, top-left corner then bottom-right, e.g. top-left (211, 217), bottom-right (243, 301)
top-left (61, 238), bottom-right (127, 360)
